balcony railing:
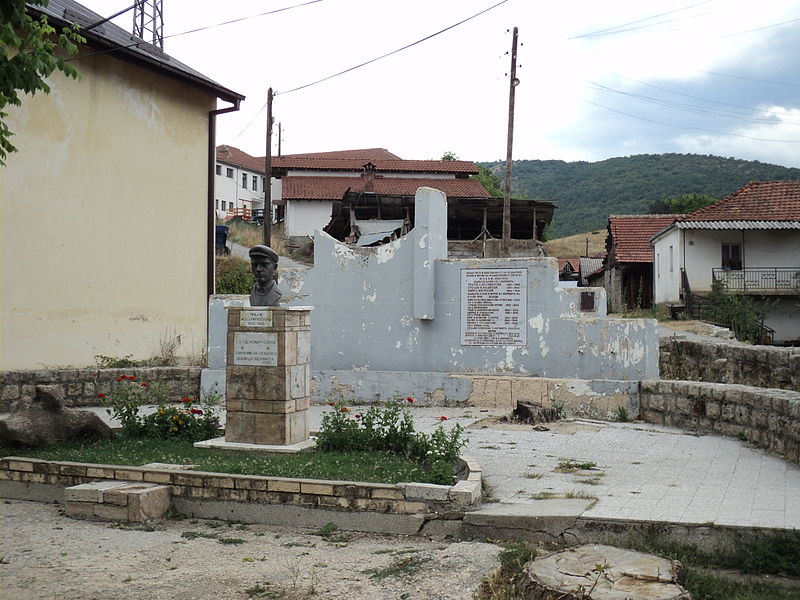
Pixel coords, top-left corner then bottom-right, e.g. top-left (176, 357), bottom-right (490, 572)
top-left (712, 267), bottom-right (800, 293)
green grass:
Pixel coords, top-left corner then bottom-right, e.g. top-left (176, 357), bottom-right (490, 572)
top-left (0, 437), bottom-right (453, 485)
top-left (683, 569), bottom-right (800, 600)
top-left (363, 556), bottom-right (425, 580)
top-left (554, 459), bottom-right (598, 473)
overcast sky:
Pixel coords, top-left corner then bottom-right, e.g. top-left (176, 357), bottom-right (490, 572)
top-left (79, 0), bottom-right (800, 167)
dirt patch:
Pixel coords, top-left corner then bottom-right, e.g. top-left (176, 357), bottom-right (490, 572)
top-left (0, 499), bottom-right (500, 600)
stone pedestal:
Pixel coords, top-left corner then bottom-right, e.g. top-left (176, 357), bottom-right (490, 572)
top-left (224, 306), bottom-right (311, 446)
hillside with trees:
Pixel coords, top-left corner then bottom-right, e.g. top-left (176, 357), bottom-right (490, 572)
top-left (480, 154), bottom-right (800, 237)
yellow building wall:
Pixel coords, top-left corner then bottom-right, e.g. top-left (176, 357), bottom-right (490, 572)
top-left (0, 50), bottom-right (216, 370)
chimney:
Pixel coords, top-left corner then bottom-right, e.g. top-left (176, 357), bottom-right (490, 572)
top-left (363, 162), bottom-right (376, 193)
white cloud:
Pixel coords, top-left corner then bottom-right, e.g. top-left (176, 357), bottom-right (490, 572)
top-left (675, 106), bottom-right (800, 167)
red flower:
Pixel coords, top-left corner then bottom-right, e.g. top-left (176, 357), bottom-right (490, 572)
top-left (327, 402), bottom-right (335, 407)
top-left (191, 408), bottom-right (203, 415)
top-left (182, 397), bottom-right (191, 403)
top-left (117, 376), bottom-right (125, 382)
top-left (355, 414), bottom-right (361, 419)
top-left (406, 397), bottom-right (414, 403)
top-left (96, 393), bottom-right (106, 399)
top-left (440, 416), bottom-right (448, 421)
top-left (341, 406), bottom-right (350, 413)
top-left (140, 382), bottom-right (149, 387)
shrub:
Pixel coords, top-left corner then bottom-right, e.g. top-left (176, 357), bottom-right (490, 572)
top-left (215, 256), bottom-right (253, 294)
top-left (707, 279), bottom-right (776, 343)
top-left (103, 376), bottom-right (221, 442)
top-left (315, 400), bottom-right (467, 484)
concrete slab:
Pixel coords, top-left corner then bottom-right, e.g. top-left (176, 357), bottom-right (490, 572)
top-left (193, 436), bottom-right (315, 453)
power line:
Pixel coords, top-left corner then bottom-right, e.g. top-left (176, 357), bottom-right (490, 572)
top-left (66, 0), bottom-right (323, 62)
top-left (569, 1), bottom-right (713, 39)
top-left (581, 99), bottom-right (800, 143)
top-left (234, 0), bottom-right (510, 138)
top-left (277, 0), bottom-right (510, 96)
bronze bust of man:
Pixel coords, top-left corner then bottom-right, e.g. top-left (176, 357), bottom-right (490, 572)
top-left (249, 245), bottom-right (282, 306)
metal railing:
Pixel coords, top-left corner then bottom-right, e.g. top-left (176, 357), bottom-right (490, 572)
top-left (712, 267), bottom-right (800, 293)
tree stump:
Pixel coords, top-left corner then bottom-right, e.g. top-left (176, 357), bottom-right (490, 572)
top-left (517, 544), bottom-right (691, 600)
top-left (514, 401), bottom-right (560, 424)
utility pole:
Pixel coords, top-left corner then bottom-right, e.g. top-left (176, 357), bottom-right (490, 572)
top-left (501, 27), bottom-right (519, 256)
top-left (263, 88), bottom-right (273, 247)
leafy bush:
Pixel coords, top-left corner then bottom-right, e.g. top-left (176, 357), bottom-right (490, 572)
top-left (102, 376), bottom-right (221, 442)
top-left (707, 279), bottom-right (776, 343)
top-left (315, 399), bottom-right (467, 484)
top-left (215, 256), bottom-right (254, 294)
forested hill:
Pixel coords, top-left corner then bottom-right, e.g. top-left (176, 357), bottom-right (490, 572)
top-left (479, 154), bottom-right (800, 237)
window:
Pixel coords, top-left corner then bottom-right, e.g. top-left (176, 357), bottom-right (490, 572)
top-left (242, 173), bottom-right (247, 188)
top-left (252, 175), bottom-right (258, 191)
top-left (669, 245), bottom-right (673, 273)
top-left (215, 200), bottom-right (219, 209)
top-left (226, 167), bottom-right (233, 178)
top-left (215, 165), bottom-right (221, 176)
top-left (228, 201), bottom-right (234, 211)
top-left (722, 243), bottom-right (742, 270)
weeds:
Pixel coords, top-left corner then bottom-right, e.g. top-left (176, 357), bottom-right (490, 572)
top-left (555, 459), bottom-right (598, 473)
top-left (615, 406), bottom-right (630, 422)
top-left (478, 541), bottom-right (536, 600)
top-left (364, 556), bottom-right (425, 580)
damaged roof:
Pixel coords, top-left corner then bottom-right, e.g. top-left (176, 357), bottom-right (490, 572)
top-left (272, 156), bottom-right (480, 175)
top-left (282, 176), bottom-right (493, 200)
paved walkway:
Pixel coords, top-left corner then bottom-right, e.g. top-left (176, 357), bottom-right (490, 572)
top-left (38, 404), bottom-right (799, 532)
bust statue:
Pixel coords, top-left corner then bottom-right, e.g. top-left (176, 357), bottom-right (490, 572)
top-left (249, 245), bottom-right (282, 306)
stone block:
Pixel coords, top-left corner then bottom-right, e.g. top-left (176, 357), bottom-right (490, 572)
top-left (401, 482), bottom-right (450, 502)
top-left (296, 331), bottom-right (311, 365)
top-left (278, 331), bottom-right (298, 366)
top-left (7, 459), bottom-right (35, 472)
top-left (59, 463), bottom-right (88, 477)
top-left (295, 396), bottom-right (310, 411)
top-left (86, 466), bottom-right (117, 479)
top-left (318, 495), bottom-right (350, 509)
top-left (113, 469), bottom-right (144, 482)
top-left (268, 478), bottom-right (300, 493)
top-left (370, 487), bottom-right (405, 500)
top-left (396, 501), bottom-right (428, 514)
top-left (65, 481), bottom-right (128, 503)
top-left (300, 481), bottom-right (335, 495)
top-left (705, 401), bottom-right (721, 418)
top-left (290, 365), bottom-right (307, 399)
top-left (234, 477), bottom-right (268, 491)
top-left (143, 471), bottom-right (172, 484)
top-left (255, 369), bottom-right (291, 400)
top-left (126, 484), bottom-right (171, 521)
top-left (449, 480), bottom-right (481, 505)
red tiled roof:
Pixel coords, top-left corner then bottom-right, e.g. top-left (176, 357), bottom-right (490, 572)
top-left (281, 176), bottom-right (492, 201)
top-left (216, 145), bottom-right (264, 173)
top-left (557, 258), bottom-right (579, 271)
top-left (681, 180), bottom-right (800, 221)
top-left (273, 156), bottom-right (479, 175)
top-left (609, 214), bottom-right (684, 263)
top-left (277, 148), bottom-right (402, 160)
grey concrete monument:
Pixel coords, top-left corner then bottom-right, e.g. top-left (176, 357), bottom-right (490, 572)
top-left (249, 245), bottom-right (282, 306)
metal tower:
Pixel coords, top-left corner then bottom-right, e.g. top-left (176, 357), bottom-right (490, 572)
top-left (133, 0), bottom-right (164, 49)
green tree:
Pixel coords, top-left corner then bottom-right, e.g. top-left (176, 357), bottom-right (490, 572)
top-left (0, 0), bottom-right (83, 164)
top-left (472, 165), bottom-right (503, 198)
top-left (649, 193), bottom-right (717, 215)
top-left (440, 151), bottom-right (459, 161)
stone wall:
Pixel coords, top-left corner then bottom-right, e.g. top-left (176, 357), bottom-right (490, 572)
top-left (640, 380), bottom-right (800, 464)
top-left (0, 368), bottom-right (202, 413)
top-left (659, 338), bottom-right (800, 391)
top-left (0, 455), bottom-right (482, 514)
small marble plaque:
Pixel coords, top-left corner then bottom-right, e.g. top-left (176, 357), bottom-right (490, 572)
top-left (233, 331), bottom-right (278, 366)
top-left (240, 309), bottom-right (273, 328)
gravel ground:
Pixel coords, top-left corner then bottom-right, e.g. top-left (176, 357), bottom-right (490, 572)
top-left (0, 499), bottom-right (501, 600)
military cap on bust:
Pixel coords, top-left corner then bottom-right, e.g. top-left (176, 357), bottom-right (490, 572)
top-left (249, 245), bottom-right (279, 263)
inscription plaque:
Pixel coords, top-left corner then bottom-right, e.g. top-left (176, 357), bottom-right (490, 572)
top-left (460, 268), bottom-right (527, 346)
top-left (233, 331), bottom-right (278, 366)
top-left (240, 309), bottom-right (273, 328)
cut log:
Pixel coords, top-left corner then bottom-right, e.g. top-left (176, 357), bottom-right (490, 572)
top-left (518, 544), bottom-right (691, 600)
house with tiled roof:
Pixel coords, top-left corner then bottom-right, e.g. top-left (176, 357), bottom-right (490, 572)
top-left (218, 146), bottom-right (556, 257)
top-left (602, 214), bottom-right (685, 312)
top-left (1, 0), bottom-right (244, 370)
top-left (651, 181), bottom-right (800, 343)
top-left (215, 145), bottom-right (266, 219)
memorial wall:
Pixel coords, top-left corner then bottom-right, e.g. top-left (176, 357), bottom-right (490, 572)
top-left (278, 188), bottom-right (659, 382)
